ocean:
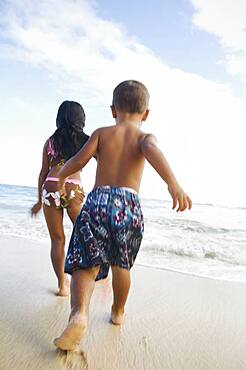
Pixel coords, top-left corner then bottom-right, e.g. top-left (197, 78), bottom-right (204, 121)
top-left (0, 183), bottom-right (246, 282)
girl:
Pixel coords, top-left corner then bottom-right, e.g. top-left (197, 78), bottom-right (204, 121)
top-left (31, 101), bottom-right (89, 296)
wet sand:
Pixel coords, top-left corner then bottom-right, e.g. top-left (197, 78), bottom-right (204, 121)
top-left (1, 235), bottom-right (246, 370)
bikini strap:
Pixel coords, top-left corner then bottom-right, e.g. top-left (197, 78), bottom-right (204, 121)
top-left (47, 138), bottom-right (55, 157)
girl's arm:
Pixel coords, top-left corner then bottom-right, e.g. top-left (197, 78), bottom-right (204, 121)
top-left (141, 134), bottom-right (192, 212)
top-left (31, 142), bottom-right (49, 216)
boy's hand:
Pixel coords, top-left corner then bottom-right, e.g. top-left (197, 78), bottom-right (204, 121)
top-left (31, 201), bottom-right (42, 217)
top-left (58, 177), bottom-right (67, 197)
top-left (168, 183), bottom-right (192, 212)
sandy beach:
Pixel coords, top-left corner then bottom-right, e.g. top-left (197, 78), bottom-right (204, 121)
top-left (0, 235), bottom-right (246, 370)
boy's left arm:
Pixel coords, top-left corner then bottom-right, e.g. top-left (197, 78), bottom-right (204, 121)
top-left (58, 129), bottom-right (100, 192)
top-left (141, 134), bottom-right (192, 212)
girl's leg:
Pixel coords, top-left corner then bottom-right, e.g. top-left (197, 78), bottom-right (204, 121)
top-left (66, 183), bottom-right (84, 224)
top-left (111, 265), bottom-right (131, 325)
top-left (54, 266), bottom-right (99, 351)
top-left (43, 205), bottom-right (69, 296)
top-left (67, 204), bottom-right (82, 224)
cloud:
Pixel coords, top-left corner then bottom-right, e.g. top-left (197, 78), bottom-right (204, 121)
top-left (0, 0), bottom-right (246, 205)
top-left (0, 0), bottom-right (160, 103)
top-left (191, 0), bottom-right (246, 82)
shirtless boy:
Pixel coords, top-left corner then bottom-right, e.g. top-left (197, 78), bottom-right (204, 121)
top-left (54, 80), bottom-right (192, 351)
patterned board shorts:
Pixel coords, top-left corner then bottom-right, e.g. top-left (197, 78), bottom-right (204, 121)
top-left (65, 186), bottom-right (144, 281)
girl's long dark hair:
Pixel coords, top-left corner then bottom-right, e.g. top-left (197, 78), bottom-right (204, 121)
top-left (50, 101), bottom-right (89, 160)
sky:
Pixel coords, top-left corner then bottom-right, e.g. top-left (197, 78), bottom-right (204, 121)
top-left (0, 0), bottom-right (246, 206)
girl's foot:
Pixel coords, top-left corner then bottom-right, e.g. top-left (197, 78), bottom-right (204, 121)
top-left (111, 305), bottom-right (125, 325)
top-left (54, 313), bottom-right (87, 351)
top-left (56, 278), bottom-right (70, 297)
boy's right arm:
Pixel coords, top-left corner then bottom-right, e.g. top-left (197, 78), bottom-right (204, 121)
top-left (58, 129), bottom-right (100, 194)
top-left (141, 134), bottom-right (192, 212)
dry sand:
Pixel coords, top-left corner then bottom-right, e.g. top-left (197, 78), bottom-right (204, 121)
top-left (0, 235), bottom-right (246, 370)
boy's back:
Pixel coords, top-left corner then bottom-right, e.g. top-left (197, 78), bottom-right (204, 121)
top-left (94, 123), bottom-right (146, 192)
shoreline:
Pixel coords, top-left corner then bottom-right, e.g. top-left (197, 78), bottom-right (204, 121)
top-left (1, 234), bottom-right (246, 284)
top-left (1, 235), bottom-right (246, 369)
top-left (136, 261), bottom-right (246, 283)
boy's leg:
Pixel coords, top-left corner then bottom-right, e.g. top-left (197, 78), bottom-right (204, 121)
top-left (54, 266), bottom-right (99, 351)
top-left (111, 265), bottom-right (130, 325)
top-left (70, 266), bottom-right (99, 317)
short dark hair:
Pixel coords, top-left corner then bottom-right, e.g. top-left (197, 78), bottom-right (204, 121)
top-left (112, 80), bottom-right (149, 114)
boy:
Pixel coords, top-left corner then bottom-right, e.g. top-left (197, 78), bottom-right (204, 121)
top-left (54, 80), bottom-right (192, 351)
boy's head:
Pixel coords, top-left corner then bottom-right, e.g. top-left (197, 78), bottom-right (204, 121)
top-left (112, 80), bottom-right (149, 119)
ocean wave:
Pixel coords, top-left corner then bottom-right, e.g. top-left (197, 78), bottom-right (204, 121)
top-left (141, 240), bottom-right (246, 267)
top-left (145, 217), bottom-right (246, 235)
top-left (1, 183), bottom-right (246, 282)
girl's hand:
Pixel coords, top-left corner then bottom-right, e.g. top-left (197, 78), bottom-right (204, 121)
top-left (31, 201), bottom-right (42, 217)
top-left (168, 183), bottom-right (192, 212)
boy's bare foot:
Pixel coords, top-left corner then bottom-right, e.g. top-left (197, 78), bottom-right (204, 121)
top-left (56, 279), bottom-right (70, 297)
top-left (111, 305), bottom-right (125, 325)
top-left (54, 313), bottom-right (87, 351)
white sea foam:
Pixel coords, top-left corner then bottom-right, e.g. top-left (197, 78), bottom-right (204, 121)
top-left (1, 183), bottom-right (246, 281)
